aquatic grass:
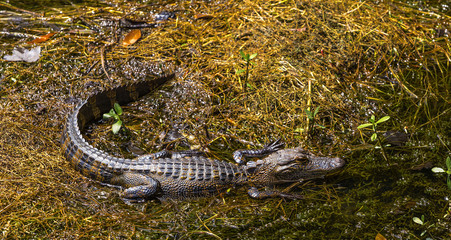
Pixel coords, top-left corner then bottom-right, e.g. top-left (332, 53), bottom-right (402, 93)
top-left (0, 0), bottom-right (449, 239)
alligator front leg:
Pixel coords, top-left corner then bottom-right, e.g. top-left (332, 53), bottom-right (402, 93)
top-left (111, 173), bottom-right (160, 200)
top-left (233, 139), bottom-right (284, 165)
top-left (247, 187), bottom-right (303, 200)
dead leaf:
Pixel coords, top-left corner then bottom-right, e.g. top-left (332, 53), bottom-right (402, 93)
top-left (410, 161), bottom-right (433, 171)
top-left (27, 33), bottom-right (56, 44)
top-left (122, 29), bottom-right (141, 46)
top-left (375, 233), bottom-right (386, 240)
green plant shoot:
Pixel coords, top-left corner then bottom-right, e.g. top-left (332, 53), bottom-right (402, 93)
top-left (305, 106), bottom-right (325, 130)
top-left (240, 51), bottom-right (257, 62)
top-left (432, 156), bottom-right (451, 190)
top-left (103, 103), bottom-right (123, 134)
top-left (305, 106), bottom-right (320, 121)
top-left (412, 215), bottom-right (424, 225)
top-left (357, 115), bottom-right (391, 162)
top-left (412, 215), bottom-right (428, 237)
top-left (357, 115), bottom-right (390, 142)
top-left (237, 50), bottom-right (257, 90)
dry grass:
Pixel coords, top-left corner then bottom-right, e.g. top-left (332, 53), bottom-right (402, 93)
top-left (0, 0), bottom-right (450, 238)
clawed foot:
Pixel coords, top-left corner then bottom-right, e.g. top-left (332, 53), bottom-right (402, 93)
top-left (233, 139), bottom-right (285, 165)
top-left (247, 187), bottom-right (303, 200)
top-left (262, 139), bottom-right (285, 153)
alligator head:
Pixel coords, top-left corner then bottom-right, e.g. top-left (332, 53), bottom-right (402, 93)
top-left (245, 147), bottom-right (345, 185)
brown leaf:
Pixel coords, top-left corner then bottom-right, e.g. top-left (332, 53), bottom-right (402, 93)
top-left (375, 233), bottom-right (386, 240)
top-left (410, 161), bottom-right (433, 171)
top-left (27, 32), bottom-right (56, 44)
top-left (122, 29), bottom-right (141, 46)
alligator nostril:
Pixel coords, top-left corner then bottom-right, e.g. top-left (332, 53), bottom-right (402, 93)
top-left (333, 158), bottom-right (345, 168)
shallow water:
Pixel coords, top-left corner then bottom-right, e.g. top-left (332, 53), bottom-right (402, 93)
top-left (0, 0), bottom-right (449, 239)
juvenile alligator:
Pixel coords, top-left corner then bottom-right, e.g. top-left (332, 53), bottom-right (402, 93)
top-left (61, 74), bottom-right (345, 201)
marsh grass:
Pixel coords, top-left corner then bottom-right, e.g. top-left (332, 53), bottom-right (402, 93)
top-left (0, 0), bottom-right (449, 238)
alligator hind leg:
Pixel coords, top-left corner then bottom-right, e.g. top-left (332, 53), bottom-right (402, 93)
top-left (111, 173), bottom-right (160, 200)
top-left (233, 139), bottom-right (285, 165)
top-left (247, 187), bottom-right (303, 200)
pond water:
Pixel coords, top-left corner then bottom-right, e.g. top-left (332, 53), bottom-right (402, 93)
top-left (0, 0), bottom-right (449, 239)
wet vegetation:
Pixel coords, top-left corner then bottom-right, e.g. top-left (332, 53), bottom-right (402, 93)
top-left (0, 0), bottom-right (450, 239)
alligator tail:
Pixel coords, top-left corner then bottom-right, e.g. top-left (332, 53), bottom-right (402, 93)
top-left (61, 74), bottom-right (175, 182)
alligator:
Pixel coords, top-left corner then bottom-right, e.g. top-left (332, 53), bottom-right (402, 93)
top-left (61, 74), bottom-right (345, 201)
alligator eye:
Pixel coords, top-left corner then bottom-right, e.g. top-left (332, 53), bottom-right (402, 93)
top-left (276, 163), bottom-right (300, 174)
top-left (294, 156), bottom-right (309, 166)
top-left (245, 161), bottom-right (257, 174)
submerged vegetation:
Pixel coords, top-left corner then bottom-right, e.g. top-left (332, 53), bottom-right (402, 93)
top-left (0, 0), bottom-right (449, 239)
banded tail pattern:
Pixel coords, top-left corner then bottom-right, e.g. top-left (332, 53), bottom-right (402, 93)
top-left (61, 74), bottom-right (175, 182)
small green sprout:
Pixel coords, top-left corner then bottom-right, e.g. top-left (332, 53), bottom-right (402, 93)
top-left (357, 115), bottom-right (390, 142)
top-left (357, 115), bottom-right (391, 162)
top-left (412, 215), bottom-right (437, 238)
top-left (305, 106), bottom-right (319, 121)
top-left (240, 51), bottom-right (257, 63)
top-left (103, 103), bottom-right (123, 134)
top-left (412, 215), bottom-right (424, 225)
top-left (236, 50), bottom-right (257, 91)
top-left (303, 106), bottom-right (325, 138)
top-left (432, 156), bottom-right (451, 190)
top-left (412, 215), bottom-right (427, 237)
top-left (305, 106), bottom-right (325, 129)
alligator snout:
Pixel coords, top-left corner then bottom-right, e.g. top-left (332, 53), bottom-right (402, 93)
top-left (330, 157), bottom-right (345, 169)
